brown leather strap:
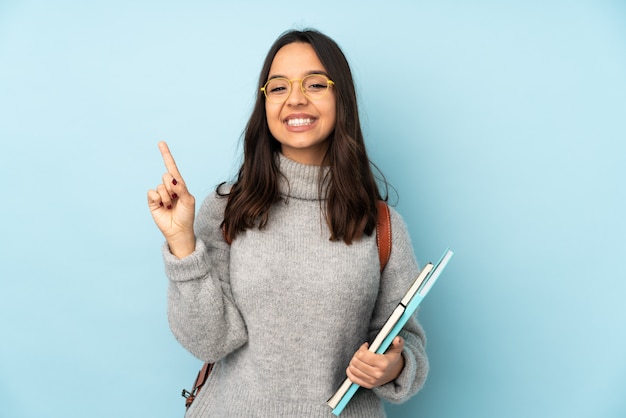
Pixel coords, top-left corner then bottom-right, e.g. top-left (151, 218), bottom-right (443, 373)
top-left (376, 200), bottom-right (392, 272)
top-left (183, 362), bottom-right (214, 409)
top-left (222, 224), bottom-right (232, 245)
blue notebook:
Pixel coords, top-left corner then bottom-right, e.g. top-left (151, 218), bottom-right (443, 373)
top-left (327, 248), bottom-right (454, 415)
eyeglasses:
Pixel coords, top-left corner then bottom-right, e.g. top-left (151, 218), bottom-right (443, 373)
top-left (261, 74), bottom-right (335, 104)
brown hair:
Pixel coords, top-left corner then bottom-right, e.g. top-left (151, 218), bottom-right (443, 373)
top-left (219, 29), bottom-right (386, 244)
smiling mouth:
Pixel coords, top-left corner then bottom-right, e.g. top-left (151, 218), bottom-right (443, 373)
top-left (285, 118), bottom-right (315, 127)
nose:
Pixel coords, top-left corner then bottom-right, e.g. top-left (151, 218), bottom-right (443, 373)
top-left (286, 80), bottom-right (308, 106)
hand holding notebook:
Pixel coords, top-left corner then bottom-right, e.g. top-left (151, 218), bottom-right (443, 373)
top-left (327, 248), bottom-right (454, 415)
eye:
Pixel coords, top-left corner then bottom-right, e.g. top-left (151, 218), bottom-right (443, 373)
top-left (303, 75), bottom-right (329, 91)
top-left (265, 78), bottom-right (290, 95)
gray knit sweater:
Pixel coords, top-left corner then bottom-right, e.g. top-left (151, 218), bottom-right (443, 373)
top-left (163, 153), bottom-right (429, 417)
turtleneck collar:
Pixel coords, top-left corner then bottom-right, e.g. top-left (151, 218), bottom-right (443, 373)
top-left (277, 153), bottom-right (330, 201)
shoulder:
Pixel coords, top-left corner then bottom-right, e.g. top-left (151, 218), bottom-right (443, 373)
top-left (386, 205), bottom-right (412, 241)
top-left (388, 205), bottom-right (416, 247)
top-left (198, 184), bottom-right (231, 218)
top-left (194, 183), bottom-right (232, 247)
top-left (385, 204), bottom-right (420, 276)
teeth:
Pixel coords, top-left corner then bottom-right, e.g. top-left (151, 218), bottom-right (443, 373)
top-left (286, 118), bottom-right (314, 126)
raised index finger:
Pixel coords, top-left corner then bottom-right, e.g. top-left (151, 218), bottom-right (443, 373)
top-left (158, 141), bottom-right (182, 179)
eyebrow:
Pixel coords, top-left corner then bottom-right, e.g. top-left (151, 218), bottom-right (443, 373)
top-left (267, 70), bottom-right (331, 80)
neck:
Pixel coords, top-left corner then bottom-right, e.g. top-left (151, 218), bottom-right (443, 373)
top-left (280, 144), bottom-right (329, 166)
top-left (277, 153), bottom-right (330, 200)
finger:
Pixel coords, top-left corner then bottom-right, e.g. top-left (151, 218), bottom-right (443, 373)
top-left (350, 356), bottom-right (378, 378)
top-left (162, 171), bottom-right (195, 207)
top-left (350, 346), bottom-right (382, 375)
top-left (158, 141), bottom-right (182, 180)
top-left (147, 189), bottom-right (165, 211)
top-left (156, 183), bottom-right (173, 209)
top-left (161, 172), bottom-right (177, 196)
top-left (355, 343), bottom-right (381, 365)
top-left (346, 364), bottom-right (377, 388)
top-left (387, 336), bottom-right (404, 354)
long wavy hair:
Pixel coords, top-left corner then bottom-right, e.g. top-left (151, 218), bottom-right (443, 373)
top-left (219, 29), bottom-right (385, 244)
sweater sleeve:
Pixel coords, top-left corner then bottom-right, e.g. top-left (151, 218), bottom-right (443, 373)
top-left (370, 208), bottom-right (429, 404)
top-left (164, 190), bottom-right (247, 363)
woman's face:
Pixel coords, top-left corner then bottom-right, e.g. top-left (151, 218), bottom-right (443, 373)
top-left (265, 42), bottom-right (336, 165)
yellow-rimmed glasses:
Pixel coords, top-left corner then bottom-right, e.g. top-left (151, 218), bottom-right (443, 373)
top-left (261, 74), bottom-right (335, 104)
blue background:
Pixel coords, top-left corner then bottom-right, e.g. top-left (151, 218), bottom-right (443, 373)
top-left (1, 1), bottom-right (625, 417)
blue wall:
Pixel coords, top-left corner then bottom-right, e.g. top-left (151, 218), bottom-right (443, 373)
top-left (1, 1), bottom-right (625, 417)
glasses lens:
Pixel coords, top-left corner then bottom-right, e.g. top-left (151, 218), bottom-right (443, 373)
top-left (302, 75), bottom-right (330, 99)
top-left (264, 78), bottom-right (290, 103)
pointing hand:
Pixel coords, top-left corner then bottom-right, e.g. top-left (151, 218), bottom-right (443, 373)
top-left (147, 141), bottom-right (196, 258)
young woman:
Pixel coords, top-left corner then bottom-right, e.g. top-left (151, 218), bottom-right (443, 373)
top-left (148, 29), bottom-right (428, 417)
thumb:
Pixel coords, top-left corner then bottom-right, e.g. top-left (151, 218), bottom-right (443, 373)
top-left (388, 336), bottom-right (404, 354)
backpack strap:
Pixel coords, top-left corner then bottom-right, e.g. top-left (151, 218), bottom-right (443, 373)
top-left (222, 224), bottom-right (231, 245)
top-left (182, 362), bottom-right (213, 409)
top-left (375, 200), bottom-right (392, 273)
